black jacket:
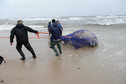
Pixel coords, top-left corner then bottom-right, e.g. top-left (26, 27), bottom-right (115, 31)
top-left (10, 24), bottom-right (38, 44)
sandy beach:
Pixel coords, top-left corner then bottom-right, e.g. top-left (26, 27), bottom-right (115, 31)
top-left (0, 24), bottom-right (126, 84)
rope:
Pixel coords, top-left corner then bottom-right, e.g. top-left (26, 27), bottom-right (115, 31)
top-left (0, 32), bottom-right (70, 39)
top-left (39, 32), bottom-right (49, 34)
top-left (0, 37), bottom-right (10, 38)
top-left (0, 37), bottom-right (49, 38)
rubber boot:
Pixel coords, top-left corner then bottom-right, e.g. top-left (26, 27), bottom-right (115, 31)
top-left (52, 47), bottom-right (59, 56)
top-left (57, 44), bottom-right (62, 54)
top-left (29, 48), bottom-right (36, 58)
top-left (25, 44), bottom-right (36, 59)
top-left (17, 50), bottom-right (26, 60)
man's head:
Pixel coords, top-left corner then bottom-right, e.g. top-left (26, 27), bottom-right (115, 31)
top-left (48, 22), bottom-right (51, 24)
top-left (52, 19), bottom-right (56, 23)
top-left (17, 20), bottom-right (23, 24)
top-left (57, 20), bottom-right (60, 24)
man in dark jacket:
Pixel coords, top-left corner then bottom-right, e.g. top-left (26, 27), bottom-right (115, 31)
top-left (49, 19), bottom-right (62, 56)
top-left (48, 22), bottom-right (51, 36)
top-left (10, 20), bottom-right (38, 60)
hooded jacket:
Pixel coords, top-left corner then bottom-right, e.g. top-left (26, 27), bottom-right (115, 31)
top-left (10, 24), bottom-right (38, 44)
top-left (49, 22), bottom-right (62, 42)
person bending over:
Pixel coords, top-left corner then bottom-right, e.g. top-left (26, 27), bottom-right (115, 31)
top-left (49, 19), bottom-right (62, 56)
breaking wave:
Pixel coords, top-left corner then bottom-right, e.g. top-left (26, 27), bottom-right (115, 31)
top-left (0, 15), bottom-right (126, 30)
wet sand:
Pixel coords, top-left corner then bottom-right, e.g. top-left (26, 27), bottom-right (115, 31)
top-left (0, 26), bottom-right (126, 84)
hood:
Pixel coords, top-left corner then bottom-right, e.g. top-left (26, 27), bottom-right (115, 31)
top-left (16, 23), bottom-right (24, 28)
top-left (52, 22), bottom-right (58, 27)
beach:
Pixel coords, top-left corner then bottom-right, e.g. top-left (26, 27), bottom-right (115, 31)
top-left (0, 16), bottom-right (126, 84)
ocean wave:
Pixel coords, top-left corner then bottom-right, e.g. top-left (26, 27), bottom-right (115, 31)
top-left (22, 17), bottom-right (55, 21)
top-left (0, 25), bottom-right (15, 30)
top-left (0, 15), bottom-right (126, 29)
top-left (0, 25), bottom-right (44, 30)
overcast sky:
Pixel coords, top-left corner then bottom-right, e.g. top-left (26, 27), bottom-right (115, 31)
top-left (0, 0), bottom-right (126, 18)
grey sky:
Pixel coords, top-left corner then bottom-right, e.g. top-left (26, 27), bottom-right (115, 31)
top-left (0, 0), bottom-right (126, 18)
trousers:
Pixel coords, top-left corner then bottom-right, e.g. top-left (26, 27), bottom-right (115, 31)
top-left (50, 41), bottom-right (62, 56)
top-left (16, 42), bottom-right (36, 58)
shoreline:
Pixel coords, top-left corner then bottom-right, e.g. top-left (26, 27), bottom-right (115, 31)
top-left (0, 26), bottom-right (126, 84)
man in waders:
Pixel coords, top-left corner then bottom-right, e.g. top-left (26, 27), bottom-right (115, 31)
top-left (49, 19), bottom-right (62, 56)
top-left (10, 20), bottom-right (38, 60)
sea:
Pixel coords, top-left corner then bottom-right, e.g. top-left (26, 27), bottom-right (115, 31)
top-left (0, 15), bottom-right (126, 31)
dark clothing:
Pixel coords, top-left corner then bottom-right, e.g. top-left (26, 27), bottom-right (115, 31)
top-left (16, 42), bottom-right (36, 59)
top-left (57, 23), bottom-right (63, 30)
top-left (48, 22), bottom-right (51, 29)
top-left (49, 22), bottom-right (62, 56)
top-left (10, 23), bottom-right (38, 59)
top-left (50, 41), bottom-right (62, 55)
top-left (10, 24), bottom-right (38, 44)
top-left (48, 22), bottom-right (51, 35)
top-left (49, 22), bottom-right (62, 42)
